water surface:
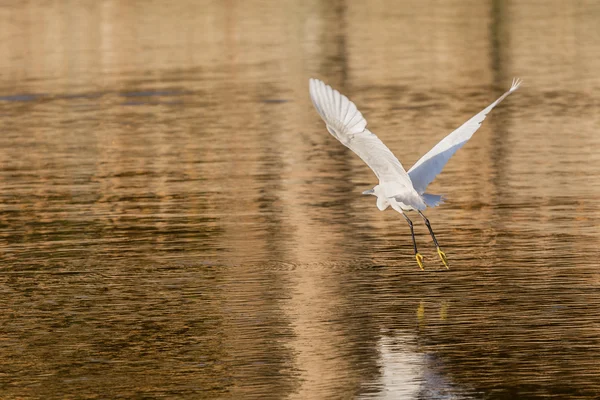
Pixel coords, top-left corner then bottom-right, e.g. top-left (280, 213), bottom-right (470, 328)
top-left (1, 1), bottom-right (600, 398)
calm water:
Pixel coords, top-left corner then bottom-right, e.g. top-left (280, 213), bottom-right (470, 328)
top-left (1, 1), bottom-right (600, 399)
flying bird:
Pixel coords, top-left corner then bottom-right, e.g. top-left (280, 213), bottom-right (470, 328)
top-left (309, 77), bottom-right (522, 270)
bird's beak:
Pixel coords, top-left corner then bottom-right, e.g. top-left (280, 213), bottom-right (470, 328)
top-left (362, 189), bottom-right (374, 195)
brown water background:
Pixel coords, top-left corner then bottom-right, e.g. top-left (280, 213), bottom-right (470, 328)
top-left (1, 1), bottom-right (600, 398)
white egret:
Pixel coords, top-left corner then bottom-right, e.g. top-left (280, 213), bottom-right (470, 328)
top-left (309, 78), bottom-right (522, 270)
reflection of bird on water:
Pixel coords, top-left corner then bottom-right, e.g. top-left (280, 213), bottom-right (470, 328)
top-left (309, 78), bottom-right (521, 270)
top-left (417, 300), bottom-right (449, 324)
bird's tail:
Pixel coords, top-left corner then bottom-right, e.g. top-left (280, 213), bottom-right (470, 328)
top-left (422, 193), bottom-right (445, 208)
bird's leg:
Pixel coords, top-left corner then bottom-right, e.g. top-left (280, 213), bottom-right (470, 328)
top-left (418, 211), bottom-right (449, 269)
top-left (402, 213), bottom-right (424, 270)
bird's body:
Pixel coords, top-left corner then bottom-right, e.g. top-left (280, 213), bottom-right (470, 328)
top-left (309, 77), bottom-right (522, 269)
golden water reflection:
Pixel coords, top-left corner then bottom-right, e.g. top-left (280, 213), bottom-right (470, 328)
top-left (1, 0), bottom-right (600, 398)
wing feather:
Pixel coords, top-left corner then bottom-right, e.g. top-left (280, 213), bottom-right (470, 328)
top-left (309, 79), bottom-right (414, 191)
top-left (408, 78), bottom-right (522, 194)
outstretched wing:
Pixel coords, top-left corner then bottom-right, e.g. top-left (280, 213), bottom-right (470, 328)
top-left (309, 78), bottom-right (414, 191)
top-left (407, 78), bottom-right (522, 194)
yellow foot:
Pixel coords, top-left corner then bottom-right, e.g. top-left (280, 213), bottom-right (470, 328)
top-left (436, 247), bottom-right (450, 269)
top-left (415, 253), bottom-right (425, 271)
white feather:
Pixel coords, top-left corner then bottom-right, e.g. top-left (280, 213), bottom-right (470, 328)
top-left (309, 79), bottom-right (418, 199)
top-left (408, 78), bottom-right (522, 194)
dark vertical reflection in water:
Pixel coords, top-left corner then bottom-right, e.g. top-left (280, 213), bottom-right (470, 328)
top-left (489, 0), bottom-right (511, 191)
top-left (1, 0), bottom-right (600, 399)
